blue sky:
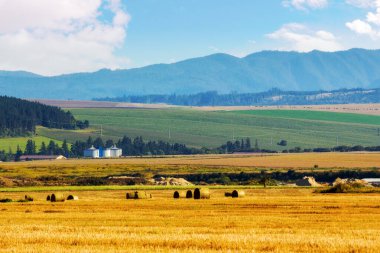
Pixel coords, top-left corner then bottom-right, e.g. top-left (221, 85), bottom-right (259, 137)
top-left (0, 0), bottom-right (379, 75)
top-left (122, 0), bottom-right (377, 67)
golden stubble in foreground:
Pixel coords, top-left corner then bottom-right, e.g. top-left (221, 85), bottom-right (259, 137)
top-left (0, 189), bottom-right (379, 252)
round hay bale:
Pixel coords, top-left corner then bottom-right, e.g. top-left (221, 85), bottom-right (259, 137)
top-left (194, 188), bottom-right (210, 199)
top-left (24, 195), bottom-right (34, 202)
top-left (232, 190), bottom-right (245, 198)
top-left (51, 193), bottom-right (66, 202)
top-left (126, 192), bottom-right (136, 199)
top-left (135, 191), bottom-right (148, 199)
top-left (67, 195), bottom-right (79, 201)
top-left (225, 192), bottom-right (232, 197)
top-left (186, 190), bottom-right (193, 198)
top-left (173, 191), bottom-right (186, 199)
top-left (46, 195), bottom-right (51, 201)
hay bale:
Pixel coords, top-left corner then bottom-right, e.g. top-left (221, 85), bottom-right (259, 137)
top-left (67, 195), bottom-right (79, 201)
top-left (50, 193), bottom-right (65, 202)
top-left (186, 190), bottom-right (193, 198)
top-left (24, 195), bottom-right (34, 202)
top-left (135, 191), bottom-right (148, 199)
top-left (46, 195), bottom-right (51, 201)
top-left (126, 192), bottom-right (136, 199)
top-left (232, 190), bottom-right (245, 198)
top-left (173, 191), bottom-right (186, 199)
top-left (194, 188), bottom-right (210, 199)
top-left (225, 192), bottom-right (232, 197)
top-left (126, 191), bottom-right (151, 199)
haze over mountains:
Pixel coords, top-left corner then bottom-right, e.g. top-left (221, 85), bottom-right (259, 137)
top-left (1, 48), bottom-right (380, 100)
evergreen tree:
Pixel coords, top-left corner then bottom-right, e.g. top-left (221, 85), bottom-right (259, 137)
top-left (39, 142), bottom-right (47, 155)
top-left (62, 139), bottom-right (70, 157)
top-left (15, 145), bottom-right (22, 161)
top-left (24, 140), bottom-right (36, 155)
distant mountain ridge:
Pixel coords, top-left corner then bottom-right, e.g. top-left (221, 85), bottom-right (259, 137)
top-left (1, 48), bottom-right (380, 100)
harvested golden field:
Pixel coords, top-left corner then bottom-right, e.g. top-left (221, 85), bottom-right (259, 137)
top-left (0, 188), bottom-right (379, 252)
top-left (1, 153), bottom-right (379, 178)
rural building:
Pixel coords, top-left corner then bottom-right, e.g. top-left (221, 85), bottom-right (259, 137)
top-left (19, 155), bottom-right (66, 161)
top-left (83, 145), bottom-right (122, 158)
top-left (110, 145), bottom-right (122, 157)
top-left (102, 148), bottom-right (111, 158)
top-left (84, 146), bottom-right (100, 158)
top-left (362, 178), bottom-right (380, 187)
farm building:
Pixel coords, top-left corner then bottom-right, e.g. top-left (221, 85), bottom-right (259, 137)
top-left (110, 145), bottom-right (122, 157)
top-left (84, 146), bottom-right (100, 158)
top-left (83, 145), bottom-right (122, 158)
top-left (19, 155), bottom-right (66, 161)
top-left (362, 178), bottom-right (380, 187)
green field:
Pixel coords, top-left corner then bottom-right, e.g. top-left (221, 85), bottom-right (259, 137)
top-left (34, 108), bottom-right (380, 150)
top-left (0, 136), bottom-right (62, 152)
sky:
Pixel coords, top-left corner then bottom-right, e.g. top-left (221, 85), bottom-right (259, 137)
top-left (0, 0), bottom-right (380, 75)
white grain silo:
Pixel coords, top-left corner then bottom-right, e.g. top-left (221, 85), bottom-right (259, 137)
top-left (83, 146), bottom-right (100, 158)
top-left (110, 145), bottom-right (122, 157)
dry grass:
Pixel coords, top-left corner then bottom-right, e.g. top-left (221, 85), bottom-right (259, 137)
top-left (35, 99), bottom-right (380, 116)
top-left (0, 153), bottom-right (379, 179)
top-left (0, 188), bottom-right (379, 252)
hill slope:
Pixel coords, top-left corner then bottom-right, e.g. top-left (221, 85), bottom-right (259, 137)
top-left (38, 108), bottom-right (380, 150)
top-left (1, 49), bottom-right (380, 99)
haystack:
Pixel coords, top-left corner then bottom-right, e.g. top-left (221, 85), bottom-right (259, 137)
top-left (126, 192), bottom-right (136, 199)
top-left (24, 195), bottom-right (34, 202)
top-left (186, 190), bottom-right (193, 198)
top-left (194, 188), bottom-right (210, 199)
top-left (50, 193), bottom-right (66, 202)
top-left (67, 195), bottom-right (79, 201)
top-left (173, 191), bottom-right (186, 199)
top-left (225, 192), bottom-right (232, 197)
top-left (126, 191), bottom-right (152, 199)
top-left (332, 178), bottom-right (369, 187)
top-left (296, 176), bottom-right (321, 187)
top-left (46, 195), bottom-right (51, 201)
top-left (232, 190), bottom-right (245, 198)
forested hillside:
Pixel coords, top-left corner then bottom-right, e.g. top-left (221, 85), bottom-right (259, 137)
top-left (0, 96), bottom-right (89, 137)
top-left (94, 88), bottom-right (380, 106)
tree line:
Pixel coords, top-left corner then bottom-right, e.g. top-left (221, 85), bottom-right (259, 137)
top-left (0, 96), bottom-right (89, 137)
top-left (2, 136), bottom-right (380, 162)
top-left (93, 88), bottom-right (380, 106)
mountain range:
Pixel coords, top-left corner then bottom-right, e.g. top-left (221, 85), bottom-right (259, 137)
top-left (1, 48), bottom-right (380, 100)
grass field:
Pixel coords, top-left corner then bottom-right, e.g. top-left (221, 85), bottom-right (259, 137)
top-left (0, 136), bottom-right (62, 152)
top-left (0, 153), bottom-right (379, 179)
top-left (0, 188), bottom-right (379, 252)
top-left (36, 108), bottom-right (380, 150)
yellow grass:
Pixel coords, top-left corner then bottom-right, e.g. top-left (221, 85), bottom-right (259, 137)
top-left (0, 188), bottom-right (379, 252)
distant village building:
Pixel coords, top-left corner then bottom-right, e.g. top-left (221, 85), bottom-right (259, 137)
top-left (83, 145), bottom-right (122, 158)
top-left (20, 155), bottom-right (66, 161)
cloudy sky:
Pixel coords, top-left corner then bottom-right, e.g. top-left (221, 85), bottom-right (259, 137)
top-left (0, 0), bottom-right (379, 75)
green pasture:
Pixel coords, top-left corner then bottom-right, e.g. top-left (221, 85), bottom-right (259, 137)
top-left (40, 108), bottom-right (380, 150)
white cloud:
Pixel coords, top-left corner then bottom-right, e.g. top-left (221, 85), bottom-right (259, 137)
top-left (0, 0), bottom-right (130, 75)
top-left (283, 0), bottom-right (328, 10)
top-left (346, 0), bottom-right (380, 39)
top-left (267, 23), bottom-right (343, 52)
top-left (345, 0), bottom-right (377, 8)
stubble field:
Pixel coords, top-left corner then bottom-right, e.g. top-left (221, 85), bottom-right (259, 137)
top-left (0, 188), bottom-right (379, 252)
